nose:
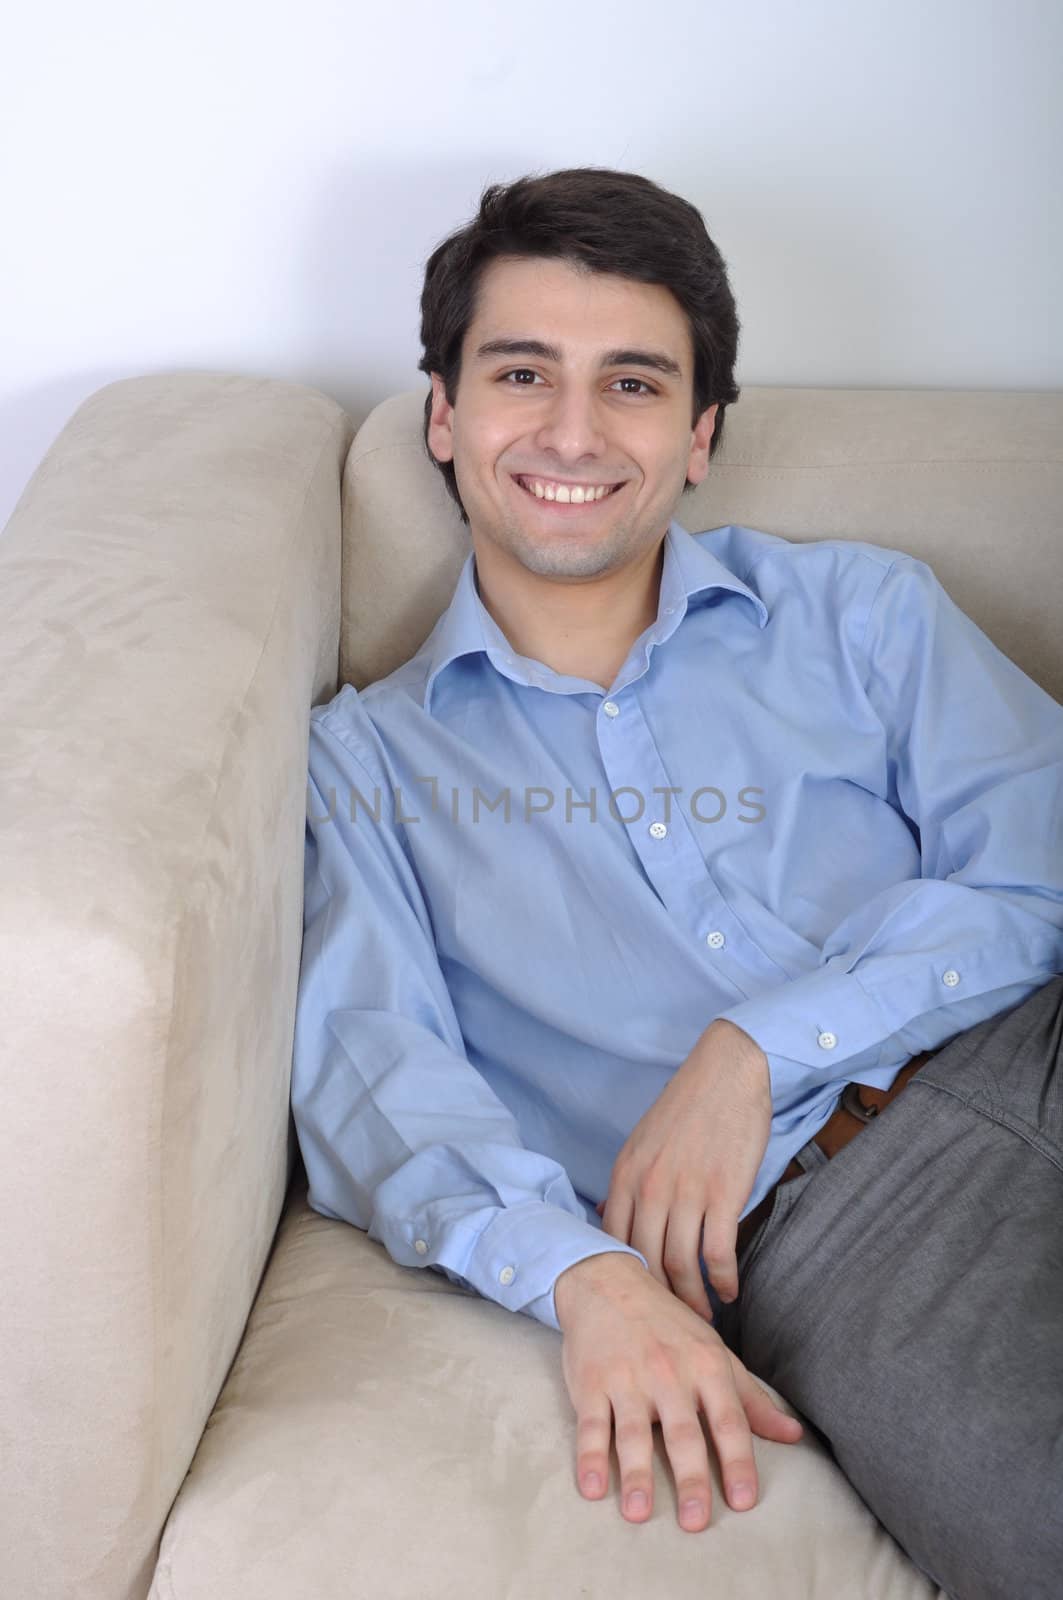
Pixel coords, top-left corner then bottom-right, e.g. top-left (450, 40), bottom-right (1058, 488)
top-left (533, 383), bottom-right (608, 465)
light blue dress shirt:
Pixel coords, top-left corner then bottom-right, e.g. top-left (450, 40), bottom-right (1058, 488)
top-left (291, 520), bottom-right (1063, 1332)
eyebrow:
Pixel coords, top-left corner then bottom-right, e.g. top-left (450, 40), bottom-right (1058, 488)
top-left (472, 337), bottom-right (683, 381)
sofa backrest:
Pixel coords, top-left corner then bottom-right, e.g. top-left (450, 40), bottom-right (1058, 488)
top-left (340, 386), bottom-right (1063, 706)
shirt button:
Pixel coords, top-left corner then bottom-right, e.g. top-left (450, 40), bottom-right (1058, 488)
top-left (706, 931), bottom-right (725, 949)
top-left (664, 606), bottom-right (675, 615)
top-left (414, 1238), bottom-right (428, 1254)
top-left (498, 1265), bottom-right (515, 1286)
top-left (817, 1031), bottom-right (837, 1050)
top-left (603, 700), bottom-right (620, 717)
top-left (943, 969), bottom-right (960, 986)
top-left (648, 821), bottom-right (667, 839)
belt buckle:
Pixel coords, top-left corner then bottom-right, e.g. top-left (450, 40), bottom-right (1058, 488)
top-left (841, 1081), bottom-right (880, 1125)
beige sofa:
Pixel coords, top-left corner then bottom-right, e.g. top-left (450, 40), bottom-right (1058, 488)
top-left (2, 371), bottom-right (1060, 1600)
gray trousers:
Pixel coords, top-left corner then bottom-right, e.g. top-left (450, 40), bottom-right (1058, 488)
top-left (713, 974), bottom-right (1063, 1600)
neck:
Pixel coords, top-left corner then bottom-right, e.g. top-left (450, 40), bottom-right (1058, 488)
top-left (473, 539), bottom-right (665, 692)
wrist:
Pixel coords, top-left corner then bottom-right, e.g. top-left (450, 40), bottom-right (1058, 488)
top-left (555, 1250), bottom-right (647, 1329)
top-left (704, 1017), bottom-right (769, 1073)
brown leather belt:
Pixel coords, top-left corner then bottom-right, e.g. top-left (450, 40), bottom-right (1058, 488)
top-left (735, 1049), bottom-right (937, 1258)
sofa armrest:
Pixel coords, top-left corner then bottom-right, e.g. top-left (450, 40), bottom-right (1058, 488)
top-left (0, 372), bottom-right (354, 1600)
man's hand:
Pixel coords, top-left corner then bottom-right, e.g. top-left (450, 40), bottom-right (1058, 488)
top-left (596, 1019), bottom-right (772, 1317)
top-left (554, 1250), bottom-right (803, 1531)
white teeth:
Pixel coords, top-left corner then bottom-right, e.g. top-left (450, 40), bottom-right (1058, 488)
top-left (519, 476), bottom-right (617, 503)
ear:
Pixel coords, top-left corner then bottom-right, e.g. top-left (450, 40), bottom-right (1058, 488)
top-left (427, 372), bottom-right (456, 463)
top-left (684, 403), bottom-right (719, 489)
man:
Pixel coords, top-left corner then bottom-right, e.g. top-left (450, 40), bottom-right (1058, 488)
top-left (291, 168), bottom-right (1063, 1594)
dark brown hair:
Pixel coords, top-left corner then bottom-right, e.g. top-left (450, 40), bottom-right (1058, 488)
top-left (417, 167), bottom-right (741, 522)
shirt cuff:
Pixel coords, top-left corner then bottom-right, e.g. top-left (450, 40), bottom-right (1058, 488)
top-left (716, 931), bottom-right (1060, 1099)
top-left (715, 964), bottom-right (894, 1081)
top-left (476, 1203), bottom-right (651, 1333)
top-left (392, 1199), bottom-right (649, 1333)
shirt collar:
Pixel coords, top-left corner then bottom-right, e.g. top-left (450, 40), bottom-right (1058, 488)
top-left (422, 518), bottom-right (769, 716)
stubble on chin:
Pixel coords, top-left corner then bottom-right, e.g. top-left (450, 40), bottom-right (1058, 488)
top-left (493, 501), bottom-right (643, 582)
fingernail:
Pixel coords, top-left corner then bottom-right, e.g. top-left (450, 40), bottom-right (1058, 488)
top-left (732, 1482), bottom-right (755, 1509)
top-left (680, 1499), bottom-right (704, 1527)
top-left (626, 1490), bottom-right (648, 1515)
top-left (583, 1473), bottom-right (601, 1494)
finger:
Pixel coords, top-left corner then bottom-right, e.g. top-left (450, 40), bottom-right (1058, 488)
top-left (656, 1391), bottom-right (714, 1531)
top-left (662, 1206), bottom-right (716, 1324)
top-left (697, 1366), bottom-right (761, 1513)
top-left (702, 1211), bottom-right (741, 1304)
top-left (729, 1360), bottom-right (805, 1443)
top-left (628, 1198), bottom-right (672, 1295)
top-left (573, 1394), bottom-right (613, 1501)
top-left (611, 1396), bottom-right (656, 1523)
top-left (600, 1184), bottom-right (634, 1247)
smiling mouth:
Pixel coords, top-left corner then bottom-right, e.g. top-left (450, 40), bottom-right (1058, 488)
top-left (512, 474), bottom-right (626, 507)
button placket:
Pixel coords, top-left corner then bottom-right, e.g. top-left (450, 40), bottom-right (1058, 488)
top-left (594, 681), bottom-right (762, 996)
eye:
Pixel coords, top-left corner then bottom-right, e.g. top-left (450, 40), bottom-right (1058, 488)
top-left (610, 377), bottom-right (658, 397)
top-left (499, 368), bottom-right (543, 385)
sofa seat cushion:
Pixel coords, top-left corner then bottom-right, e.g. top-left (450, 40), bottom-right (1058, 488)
top-left (150, 1168), bottom-right (945, 1599)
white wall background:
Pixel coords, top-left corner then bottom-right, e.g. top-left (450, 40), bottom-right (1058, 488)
top-left (2, 0), bottom-right (1061, 533)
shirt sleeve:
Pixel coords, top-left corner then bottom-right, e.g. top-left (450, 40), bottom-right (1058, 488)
top-left (290, 706), bottom-right (650, 1333)
top-left (715, 555), bottom-right (1063, 1097)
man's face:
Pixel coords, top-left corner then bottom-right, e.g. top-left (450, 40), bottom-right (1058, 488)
top-left (427, 255), bottom-right (718, 583)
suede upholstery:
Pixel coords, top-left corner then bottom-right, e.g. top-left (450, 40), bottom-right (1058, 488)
top-left (3, 371), bottom-right (1060, 1600)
